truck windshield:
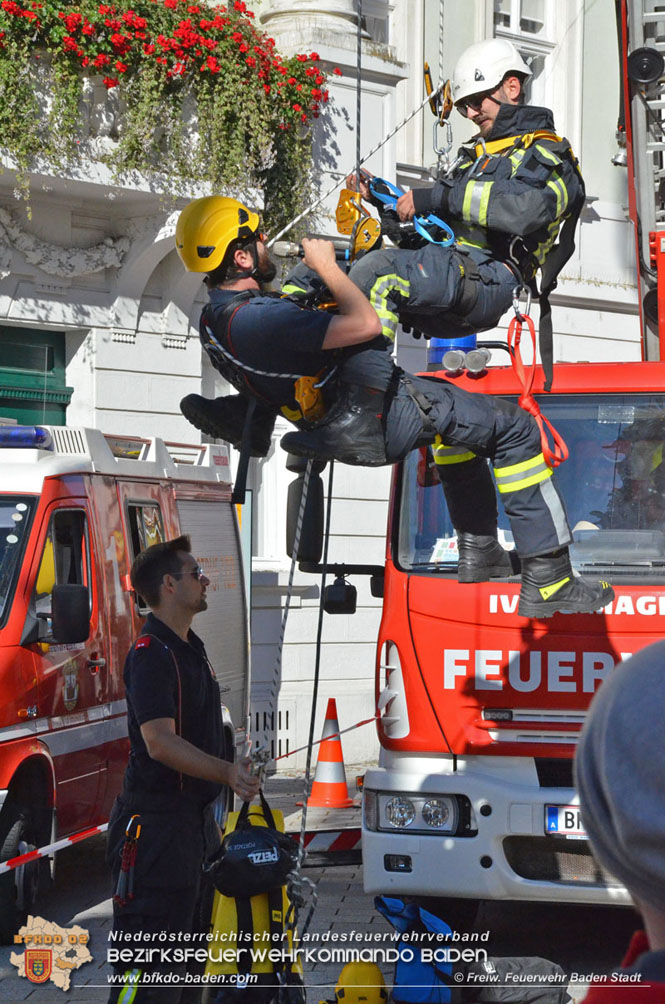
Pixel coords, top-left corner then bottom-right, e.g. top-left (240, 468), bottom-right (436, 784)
top-left (0, 496), bottom-right (37, 627)
top-left (397, 393), bottom-right (665, 578)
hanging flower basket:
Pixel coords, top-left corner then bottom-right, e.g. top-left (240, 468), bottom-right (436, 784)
top-left (0, 0), bottom-right (337, 230)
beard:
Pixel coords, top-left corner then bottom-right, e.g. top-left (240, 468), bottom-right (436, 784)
top-left (255, 246), bottom-right (277, 287)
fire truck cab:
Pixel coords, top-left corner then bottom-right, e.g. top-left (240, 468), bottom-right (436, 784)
top-left (0, 424), bottom-right (249, 939)
top-left (362, 360), bottom-right (665, 909)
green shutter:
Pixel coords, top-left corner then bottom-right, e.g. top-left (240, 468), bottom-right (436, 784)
top-left (0, 327), bottom-right (73, 426)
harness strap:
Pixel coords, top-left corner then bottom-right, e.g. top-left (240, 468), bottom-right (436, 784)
top-left (474, 129), bottom-right (563, 159)
top-left (507, 312), bottom-right (569, 468)
top-left (235, 896), bottom-right (254, 976)
top-left (399, 372), bottom-right (439, 439)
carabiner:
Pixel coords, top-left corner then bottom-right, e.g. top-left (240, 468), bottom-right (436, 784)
top-left (512, 284), bottom-right (532, 321)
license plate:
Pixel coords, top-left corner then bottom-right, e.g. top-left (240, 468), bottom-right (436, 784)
top-left (545, 804), bottom-right (586, 838)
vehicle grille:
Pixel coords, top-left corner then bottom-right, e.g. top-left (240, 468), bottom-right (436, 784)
top-left (503, 836), bottom-right (622, 887)
top-left (535, 757), bottom-right (574, 788)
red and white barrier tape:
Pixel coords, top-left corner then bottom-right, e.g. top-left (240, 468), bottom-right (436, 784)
top-left (0, 714), bottom-right (378, 876)
top-left (0, 823), bottom-right (108, 876)
top-left (297, 828), bottom-right (362, 853)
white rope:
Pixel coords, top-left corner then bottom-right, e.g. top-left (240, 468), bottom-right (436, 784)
top-left (267, 87), bottom-right (440, 247)
top-left (439, 0), bottom-right (445, 85)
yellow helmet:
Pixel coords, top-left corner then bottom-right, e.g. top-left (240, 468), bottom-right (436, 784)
top-left (335, 962), bottom-right (387, 1004)
top-left (175, 196), bottom-right (260, 273)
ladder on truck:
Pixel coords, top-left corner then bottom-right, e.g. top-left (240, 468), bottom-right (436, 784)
top-left (621, 0), bottom-right (665, 358)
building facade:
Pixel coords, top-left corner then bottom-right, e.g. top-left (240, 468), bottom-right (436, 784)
top-left (0, 0), bottom-right (637, 767)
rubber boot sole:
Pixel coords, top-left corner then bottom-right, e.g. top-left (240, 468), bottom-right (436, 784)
top-left (518, 583), bottom-right (614, 619)
top-left (180, 396), bottom-right (270, 457)
top-left (458, 561), bottom-right (514, 584)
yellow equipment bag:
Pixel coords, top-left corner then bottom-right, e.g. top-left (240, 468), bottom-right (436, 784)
top-left (204, 801), bottom-right (303, 982)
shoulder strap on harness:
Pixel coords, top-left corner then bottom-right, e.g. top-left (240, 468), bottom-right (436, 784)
top-left (474, 129), bottom-right (563, 159)
top-left (534, 138), bottom-right (585, 391)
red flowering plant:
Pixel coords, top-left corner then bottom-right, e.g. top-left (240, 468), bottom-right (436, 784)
top-left (0, 0), bottom-right (333, 229)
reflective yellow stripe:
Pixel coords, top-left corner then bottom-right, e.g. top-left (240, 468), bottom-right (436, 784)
top-left (368, 274), bottom-right (409, 342)
top-left (118, 971), bottom-right (142, 1004)
top-left (432, 443), bottom-right (477, 465)
top-left (494, 452), bottom-right (552, 494)
top-left (478, 182), bottom-right (492, 226)
top-left (462, 181), bottom-right (475, 222)
top-left (539, 577), bottom-right (571, 601)
top-left (509, 148), bottom-right (527, 176)
top-left (495, 453), bottom-right (547, 478)
top-left (546, 177), bottom-right (568, 217)
top-left (463, 181), bottom-right (493, 225)
top-left (282, 283), bottom-right (307, 295)
top-left (496, 467), bottom-right (553, 493)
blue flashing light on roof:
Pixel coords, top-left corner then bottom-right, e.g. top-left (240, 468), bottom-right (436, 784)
top-left (0, 426), bottom-right (53, 450)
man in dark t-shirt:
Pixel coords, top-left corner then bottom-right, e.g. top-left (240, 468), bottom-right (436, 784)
top-left (106, 535), bottom-right (259, 1004)
top-left (174, 196), bottom-right (614, 620)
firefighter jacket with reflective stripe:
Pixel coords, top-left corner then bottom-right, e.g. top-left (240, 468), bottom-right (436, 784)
top-left (411, 103), bottom-right (584, 276)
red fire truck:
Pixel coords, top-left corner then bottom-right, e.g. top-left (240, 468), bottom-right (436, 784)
top-left (361, 0), bottom-right (665, 912)
top-left (0, 424), bottom-right (249, 939)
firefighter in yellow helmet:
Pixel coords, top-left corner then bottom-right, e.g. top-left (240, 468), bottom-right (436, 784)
top-left (175, 193), bottom-right (614, 618)
top-left (332, 962), bottom-right (387, 1004)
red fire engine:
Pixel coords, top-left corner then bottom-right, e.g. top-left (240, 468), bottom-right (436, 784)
top-left (0, 425), bottom-right (249, 939)
top-left (361, 0), bottom-right (665, 912)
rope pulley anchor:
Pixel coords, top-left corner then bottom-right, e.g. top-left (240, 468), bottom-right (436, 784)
top-left (507, 285), bottom-right (568, 470)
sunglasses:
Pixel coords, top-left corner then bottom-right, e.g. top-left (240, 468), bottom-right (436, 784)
top-left (172, 566), bottom-right (205, 581)
top-left (456, 89), bottom-right (497, 115)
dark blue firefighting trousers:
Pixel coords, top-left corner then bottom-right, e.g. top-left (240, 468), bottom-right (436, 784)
top-left (341, 349), bottom-right (571, 559)
top-left (106, 790), bottom-right (215, 1004)
top-left (347, 243), bottom-right (516, 341)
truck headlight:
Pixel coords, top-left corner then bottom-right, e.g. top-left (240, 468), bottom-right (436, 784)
top-left (422, 799), bottom-right (450, 828)
top-left (376, 793), bottom-right (459, 834)
top-left (385, 797), bottom-right (416, 828)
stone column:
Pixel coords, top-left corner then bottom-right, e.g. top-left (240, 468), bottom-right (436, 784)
top-left (260, 1), bottom-right (358, 35)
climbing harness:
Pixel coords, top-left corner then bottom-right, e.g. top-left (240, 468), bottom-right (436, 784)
top-left (507, 285), bottom-right (569, 469)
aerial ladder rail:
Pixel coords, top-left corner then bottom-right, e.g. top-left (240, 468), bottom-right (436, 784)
top-left (621, 0), bottom-right (665, 359)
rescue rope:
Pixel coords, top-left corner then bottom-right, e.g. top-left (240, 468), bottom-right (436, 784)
top-left (283, 460), bottom-right (335, 943)
top-left (274, 713), bottom-right (379, 763)
top-left (257, 460), bottom-right (314, 757)
top-left (267, 88), bottom-right (439, 247)
top-left (507, 303), bottom-right (569, 469)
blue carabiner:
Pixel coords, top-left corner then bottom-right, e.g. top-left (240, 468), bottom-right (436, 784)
top-left (413, 213), bottom-right (455, 247)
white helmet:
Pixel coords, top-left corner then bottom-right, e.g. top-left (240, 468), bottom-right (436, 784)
top-left (452, 38), bottom-right (532, 106)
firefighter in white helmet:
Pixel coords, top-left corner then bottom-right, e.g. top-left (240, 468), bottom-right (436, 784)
top-left (343, 36), bottom-right (582, 348)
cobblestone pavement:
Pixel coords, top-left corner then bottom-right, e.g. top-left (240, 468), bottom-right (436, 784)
top-left (0, 773), bottom-right (639, 1002)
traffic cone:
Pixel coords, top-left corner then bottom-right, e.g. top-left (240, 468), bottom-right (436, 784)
top-left (307, 698), bottom-right (354, 808)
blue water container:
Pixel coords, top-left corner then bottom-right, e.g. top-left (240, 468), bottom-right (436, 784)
top-left (427, 333), bottom-right (477, 371)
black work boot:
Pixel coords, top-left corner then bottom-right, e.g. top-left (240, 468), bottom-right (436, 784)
top-left (281, 383), bottom-right (388, 466)
top-left (457, 533), bottom-right (516, 583)
top-left (180, 393), bottom-right (276, 457)
top-left (518, 548), bottom-right (614, 618)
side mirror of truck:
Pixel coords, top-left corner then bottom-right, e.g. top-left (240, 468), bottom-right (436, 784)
top-left (51, 585), bottom-right (90, 644)
top-left (286, 455), bottom-right (326, 564)
top-left (323, 576), bottom-right (357, 615)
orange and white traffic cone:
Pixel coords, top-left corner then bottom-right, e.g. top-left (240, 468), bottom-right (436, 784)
top-left (307, 698), bottom-right (354, 808)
